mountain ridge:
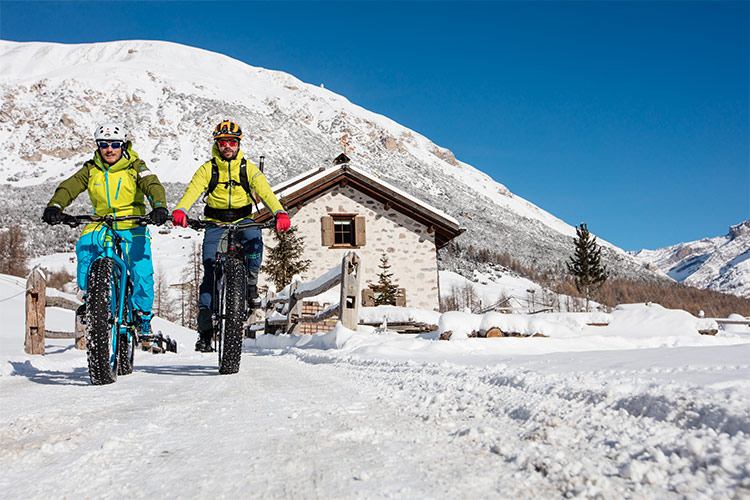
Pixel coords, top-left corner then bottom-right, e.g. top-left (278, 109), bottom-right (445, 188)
top-left (1, 39), bottom-right (665, 283)
top-left (632, 220), bottom-right (750, 298)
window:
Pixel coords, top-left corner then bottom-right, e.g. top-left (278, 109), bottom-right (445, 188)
top-left (321, 214), bottom-right (366, 247)
top-left (334, 217), bottom-right (354, 245)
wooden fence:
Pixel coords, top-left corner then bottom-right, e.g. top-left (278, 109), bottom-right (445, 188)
top-left (260, 252), bottom-right (361, 336)
top-left (25, 267), bottom-right (85, 355)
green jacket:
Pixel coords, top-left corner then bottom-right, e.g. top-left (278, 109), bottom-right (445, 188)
top-left (175, 144), bottom-right (284, 221)
top-left (47, 142), bottom-right (167, 233)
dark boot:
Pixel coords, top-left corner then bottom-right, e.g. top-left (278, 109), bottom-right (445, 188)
top-left (247, 268), bottom-right (261, 309)
top-left (76, 302), bottom-right (86, 325)
top-left (194, 336), bottom-right (215, 353)
top-left (195, 308), bottom-right (215, 352)
top-left (247, 284), bottom-right (261, 310)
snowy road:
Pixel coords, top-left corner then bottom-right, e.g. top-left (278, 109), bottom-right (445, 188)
top-left (2, 337), bottom-right (749, 499)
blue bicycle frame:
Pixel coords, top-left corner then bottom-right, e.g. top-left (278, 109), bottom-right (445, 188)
top-left (96, 227), bottom-right (134, 370)
top-left (64, 214), bottom-right (147, 374)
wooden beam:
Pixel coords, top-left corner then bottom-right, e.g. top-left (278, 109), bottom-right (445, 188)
top-left (44, 330), bottom-right (83, 339)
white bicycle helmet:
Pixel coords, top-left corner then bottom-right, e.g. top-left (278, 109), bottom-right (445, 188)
top-left (94, 123), bottom-right (128, 142)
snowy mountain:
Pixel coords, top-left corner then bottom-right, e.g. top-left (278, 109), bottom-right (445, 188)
top-left (632, 220), bottom-right (750, 298)
top-left (0, 39), bottom-right (659, 281)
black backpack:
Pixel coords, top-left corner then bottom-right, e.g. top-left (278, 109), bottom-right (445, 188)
top-left (205, 157), bottom-right (252, 196)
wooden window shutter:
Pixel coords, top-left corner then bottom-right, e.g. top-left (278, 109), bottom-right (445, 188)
top-left (321, 216), bottom-right (333, 246)
top-left (354, 216), bottom-right (366, 246)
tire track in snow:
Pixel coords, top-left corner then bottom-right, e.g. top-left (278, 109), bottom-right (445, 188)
top-left (2, 347), bottom-right (749, 499)
top-left (289, 349), bottom-right (750, 499)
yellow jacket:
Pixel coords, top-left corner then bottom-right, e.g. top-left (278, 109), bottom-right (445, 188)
top-left (175, 145), bottom-right (284, 221)
top-left (47, 142), bottom-right (167, 234)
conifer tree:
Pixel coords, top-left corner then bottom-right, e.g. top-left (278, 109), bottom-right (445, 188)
top-left (567, 223), bottom-right (608, 311)
top-left (373, 253), bottom-right (399, 306)
top-left (261, 225), bottom-right (311, 291)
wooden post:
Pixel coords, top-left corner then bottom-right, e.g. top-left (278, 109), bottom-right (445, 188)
top-left (24, 268), bottom-right (46, 355)
top-left (339, 252), bottom-right (361, 330)
top-left (264, 288), bottom-right (275, 336)
top-left (286, 280), bottom-right (302, 335)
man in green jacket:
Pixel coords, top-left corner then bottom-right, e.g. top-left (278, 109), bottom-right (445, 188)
top-left (42, 123), bottom-right (169, 333)
top-left (171, 120), bottom-right (290, 352)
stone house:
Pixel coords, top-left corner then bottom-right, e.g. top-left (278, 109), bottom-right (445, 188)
top-left (255, 158), bottom-right (464, 312)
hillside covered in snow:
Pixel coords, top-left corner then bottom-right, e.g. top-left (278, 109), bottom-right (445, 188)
top-left (0, 39), bottom-right (664, 283)
top-left (632, 220), bottom-right (750, 298)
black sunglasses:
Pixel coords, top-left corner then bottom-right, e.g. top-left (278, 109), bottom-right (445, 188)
top-left (97, 141), bottom-right (123, 150)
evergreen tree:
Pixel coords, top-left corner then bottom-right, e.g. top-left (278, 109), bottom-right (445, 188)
top-left (567, 223), bottom-right (608, 311)
top-left (373, 254), bottom-right (399, 306)
top-left (261, 225), bottom-right (311, 291)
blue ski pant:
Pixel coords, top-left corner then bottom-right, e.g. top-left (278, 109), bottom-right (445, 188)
top-left (199, 220), bottom-right (263, 310)
top-left (75, 226), bottom-right (154, 313)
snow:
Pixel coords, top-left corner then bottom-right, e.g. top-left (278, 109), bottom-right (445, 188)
top-left (632, 221), bottom-right (750, 299)
top-left (2, 271), bottom-right (750, 498)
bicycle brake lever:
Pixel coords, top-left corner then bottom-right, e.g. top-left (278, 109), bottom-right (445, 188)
top-left (62, 215), bottom-right (80, 228)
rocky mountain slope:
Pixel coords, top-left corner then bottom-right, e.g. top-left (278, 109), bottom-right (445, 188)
top-left (631, 220), bottom-right (750, 298)
top-left (0, 39), bottom-right (662, 282)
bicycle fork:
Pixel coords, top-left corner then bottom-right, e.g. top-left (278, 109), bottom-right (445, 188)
top-left (99, 233), bottom-right (133, 351)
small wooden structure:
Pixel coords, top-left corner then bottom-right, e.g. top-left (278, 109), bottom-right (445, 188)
top-left (24, 267), bottom-right (85, 354)
top-left (261, 252), bottom-right (361, 335)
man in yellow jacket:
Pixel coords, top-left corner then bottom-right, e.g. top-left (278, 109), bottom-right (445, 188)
top-left (42, 123), bottom-right (169, 334)
top-left (171, 120), bottom-right (290, 352)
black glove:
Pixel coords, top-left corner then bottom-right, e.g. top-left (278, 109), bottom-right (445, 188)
top-left (42, 206), bottom-right (63, 225)
top-left (149, 207), bottom-right (169, 225)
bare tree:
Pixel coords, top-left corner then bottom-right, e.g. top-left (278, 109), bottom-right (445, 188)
top-left (179, 242), bottom-right (202, 329)
top-left (153, 266), bottom-right (178, 322)
top-left (440, 281), bottom-right (479, 312)
top-left (0, 225), bottom-right (28, 277)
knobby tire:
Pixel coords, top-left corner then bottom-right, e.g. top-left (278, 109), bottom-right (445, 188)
top-left (217, 257), bottom-right (246, 375)
top-left (86, 258), bottom-right (118, 385)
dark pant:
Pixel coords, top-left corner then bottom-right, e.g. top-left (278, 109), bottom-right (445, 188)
top-left (198, 220), bottom-right (263, 312)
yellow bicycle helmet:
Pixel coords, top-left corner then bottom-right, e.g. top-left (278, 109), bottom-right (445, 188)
top-left (213, 120), bottom-right (243, 140)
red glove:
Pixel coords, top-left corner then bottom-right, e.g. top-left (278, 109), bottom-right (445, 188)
top-left (275, 212), bottom-right (291, 232)
top-left (171, 210), bottom-right (188, 228)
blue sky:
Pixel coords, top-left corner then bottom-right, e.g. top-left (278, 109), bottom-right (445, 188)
top-left (1, 1), bottom-right (747, 250)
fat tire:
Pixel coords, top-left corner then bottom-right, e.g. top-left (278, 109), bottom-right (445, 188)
top-left (117, 330), bottom-right (134, 375)
top-left (217, 257), bottom-right (246, 375)
top-left (86, 258), bottom-right (118, 385)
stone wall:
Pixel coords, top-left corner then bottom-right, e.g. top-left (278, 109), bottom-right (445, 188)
top-left (260, 185), bottom-right (440, 311)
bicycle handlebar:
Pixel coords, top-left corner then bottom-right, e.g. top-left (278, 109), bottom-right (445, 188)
top-left (58, 214), bottom-right (158, 228)
top-left (181, 217), bottom-right (275, 231)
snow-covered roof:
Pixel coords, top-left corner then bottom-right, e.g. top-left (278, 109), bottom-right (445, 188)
top-left (262, 163), bottom-right (465, 248)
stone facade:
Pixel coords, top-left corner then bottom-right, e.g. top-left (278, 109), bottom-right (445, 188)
top-left (260, 185), bottom-right (441, 311)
